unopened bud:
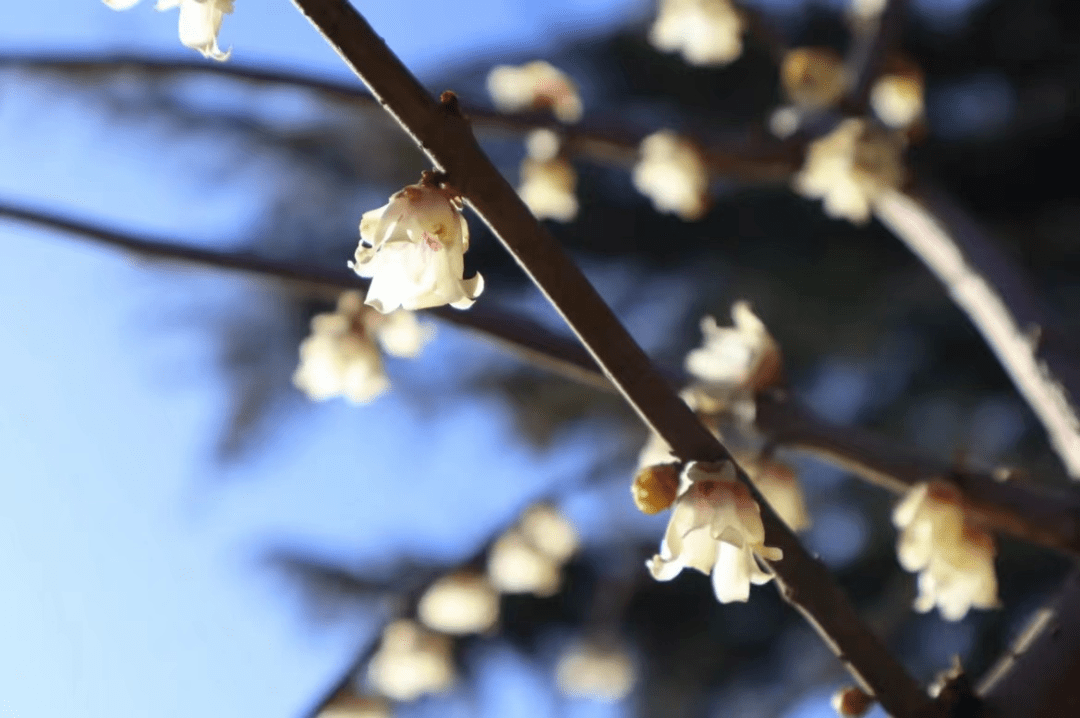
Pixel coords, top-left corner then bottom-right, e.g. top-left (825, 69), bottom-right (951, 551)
top-left (632, 463), bottom-right (680, 514)
top-left (831, 686), bottom-right (875, 717)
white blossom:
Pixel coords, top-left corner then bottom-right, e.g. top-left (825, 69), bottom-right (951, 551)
top-left (487, 529), bottom-right (562, 597)
top-left (519, 503), bottom-right (579, 563)
top-left (519, 156), bottom-right (579, 222)
top-left (351, 184), bottom-right (484, 313)
top-left (682, 302), bottom-right (782, 417)
top-left (871, 67), bottom-right (925, 130)
top-left (103, 0), bottom-right (234, 61)
top-left (793, 118), bottom-right (906, 224)
top-left (648, 460), bottom-right (782, 603)
top-left (366, 620), bottom-right (454, 702)
top-left (632, 131), bottom-right (710, 221)
top-left (555, 638), bottom-right (637, 702)
top-left (746, 458), bottom-right (810, 532)
top-left (649, 0), bottom-right (745, 67)
top-left (893, 482), bottom-right (1000, 621)
top-left (292, 291), bottom-right (432, 405)
top-left (487, 61), bottom-right (583, 123)
top-left (417, 572), bottom-right (500, 636)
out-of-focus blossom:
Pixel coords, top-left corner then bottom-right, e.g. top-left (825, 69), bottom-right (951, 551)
top-left (518, 129), bottom-right (578, 221)
top-left (649, 0), bottom-right (745, 67)
top-left (103, 0), bottom-right (234, 61)
top-left (682, 302), bottom-right (782, 417)
top-left (746, 458), bottom-right (810, 532)
top-left (793, 118), bottom-right (906, 224)
top-left (893, 482), bottom-right (1000, 621)
top-left (417, 572), bottom-right (500, 636)
top-left (831, 686), bottom-right (875, 717)
top-left (487, 61), bottom-right (583, 123)
top-left (292, 291), bottom-right (433, 405)
top-left (367, 620), bottom-right (454, 701)
top-left (871, 58), bottom-right (925, 130)
top-left (351, 183), bottom-right (484, 313)
top-left (632, 131), bottom-right (710, 220)
top-left (519, 503), bottom-right (579, 562)
top-left (648, 460), bottom-right (782, 603)
top-left (781, 47), bottom-right (848, 109)
top-left (847, 0), bottom-right (887, 21)
top-left (555, 638), bottom-right (637, 702)
top-left (487, 529), bottom-right (562, 597)
top-left (317, 692), bottom-right (391, 718)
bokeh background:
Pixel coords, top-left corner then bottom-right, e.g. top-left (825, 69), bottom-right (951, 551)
top-left (2, 0), bottom-right (1079, 716)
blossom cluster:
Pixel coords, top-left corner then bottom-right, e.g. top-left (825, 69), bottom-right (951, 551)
top-left (487, 61), bottom-right (583, 123)
top-left (893, 481), bottom-right (999, 621)
top-left (632, 130), bottom-right (710, 221)
top-left (292, 290), bottom-right (432, 405)
top-left (649, 0), bottom-right (745, 67)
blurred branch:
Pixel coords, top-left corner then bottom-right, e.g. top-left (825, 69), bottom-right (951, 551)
top-left (287, 0), bottom-right (933, 715)
top-left (844, 0), bottom-right (909, 110)
top-left (0, 52), bottom-right (800, 183)
top-left (978, 568), bottom-right (1080, 718)
top-left (7, 199), bottom-right (1080, 559)
top-left (875, 188), bottom-right (1080, 479)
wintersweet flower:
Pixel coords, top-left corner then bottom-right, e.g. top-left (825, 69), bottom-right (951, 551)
top-left (632, 131), bottom-right (710, 221)
top-left (893, 482), bottom-right (1000, 621)
top-left (292, 291), bottom-right (433, 404)
top-left (417, 572), bottom-right (500, 636)
top-left (555, 638), bottom-right (637, 702)
top-left (746, 458), bottom-right (810, 532)
top-left (793, 118), bottom-right (906, 224)
top-left (518, 503), bottom-right (579, 563)
top-left (649, 0), bottom-right (745, 67)
top-left (103, 0), bottom-right (234, 61)
top-left (870, 58), bottom-right (925, 130)
top-left (780, 47), bottom-right (848, 109)
top-left (351, 183), bottom-right (484, 313)
top-left (519, 158), bottom-right (578, 221)
top-left (366, 620), bottom-right (455, 701)
top-left (648, 460), bottom-right (782, 603)
top-left (487, 61), bottom-right (583, 123)
top-left (683, 302), bottom-right (782, 417)
top-left (487, 529), bottom-right (562, 597)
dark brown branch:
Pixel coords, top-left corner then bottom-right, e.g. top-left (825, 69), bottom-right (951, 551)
top-left (8, 200), bottom-right (1080, 559)
top-left (286, 1), bottom-right (932, 714)
top-left (0, 53), bottom-right (801, 184)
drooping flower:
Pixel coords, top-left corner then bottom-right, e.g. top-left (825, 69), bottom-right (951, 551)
top-left (351, 184), bottom-right (484, 313)
top-left (893, 481), bottom-right (1000, 621)
top-left (417, 572), bottom-right (500, 636)
top-left (366, 620), bottom-right (455, 701)
top-left (292, 290), bottom-right (433, 404)
top-left (648, 460), bottom-right (782, 603)
top-left (793, 118), bottom-right (906, 224)
top-left (486, 61), bottom-right (583, 123)
top-left (555, 637), bottom-right (637, 702)
top-left (632, 131), bottom-right (710, 221)
top-left (103, 0), bottom-right (234, 61)
top-left (649, 0), bottom-right (745, 67)
top-left (518, 130), bottom-right (578, 222)
top-left (682, 302), bottom-right (782, 417)
top-left (745, 458), bottom-right (810, 532)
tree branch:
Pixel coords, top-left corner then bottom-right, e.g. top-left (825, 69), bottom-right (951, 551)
top-left (285, 1), bottom-right (933, 714)
top-left (8, 200), bottom-right (1080, 560)
top-left (874, 187), bottom-right (1080, 479)
top-left (844, 0), bottom-right (909, 111)
top-left (0, 52), bottom-right (799, 184)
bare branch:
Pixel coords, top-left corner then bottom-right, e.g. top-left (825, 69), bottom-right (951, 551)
top-left (0, 52), bottom-right (801, 184)
top-left (874, 188), bottom-right (1080, 479)
top-left (285, 1), bottom-right (933, 713)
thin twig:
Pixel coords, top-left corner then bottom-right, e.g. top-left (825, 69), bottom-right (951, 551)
top-left (286, 1), bottom-right (933, 714)
top-left (844, 0), bottom-right (908, 111)
top-left (874, 188), bottom-right (1080, 479)
top-left (7, 200), bottom-right (1080, 559)
top-left (0, 52), bottom-right (800, 183)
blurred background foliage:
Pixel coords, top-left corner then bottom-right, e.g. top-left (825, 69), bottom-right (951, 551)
top-left (8, 0), bottom-right (1080, 716)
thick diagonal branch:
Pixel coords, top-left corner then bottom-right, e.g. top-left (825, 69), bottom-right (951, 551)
top-left (286, 1), bottom-right (933, 714)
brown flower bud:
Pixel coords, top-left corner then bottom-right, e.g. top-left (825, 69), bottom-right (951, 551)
top-left (830, 686), bottom-right (875, 717)
top-left (632, 463), bottom-right (681, 514)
